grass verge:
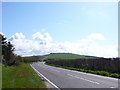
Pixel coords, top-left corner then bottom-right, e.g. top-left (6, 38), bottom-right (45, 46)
top-left (45, 63), bottom-right (120, 79)
top-left (2, 63), bottom-right (47, 88)
top-left (0, 64), bottom-right (2, 90)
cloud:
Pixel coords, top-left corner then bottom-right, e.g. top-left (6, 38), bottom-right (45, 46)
top-left (0, 32), bottom-right (4, 35)
top-left (9, 33), bottom-right (25, 41)
top-left (32, 32), bottom-right (52, 44)
top-left (9, 32), bottom-right (117, 58)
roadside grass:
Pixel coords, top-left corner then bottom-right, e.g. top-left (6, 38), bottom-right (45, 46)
top-left (0, 64), bottom-right (2, 90)
top-left (45, 63), bottom-right (120, 79)
top-left (2, 63), bottom-right (47, 88)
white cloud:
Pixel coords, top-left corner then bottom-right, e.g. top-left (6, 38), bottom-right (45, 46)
top-left (9, 32), bottom-right (117, 58)
top-left (9, 33), bottom-right (25, 41)
top-left (0, 32), bottom-right (4, 35)
top-left (32, 32), bottom-right (52, 44)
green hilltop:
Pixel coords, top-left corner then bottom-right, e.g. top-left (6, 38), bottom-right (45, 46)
top-left (45, 53), bottom-right (98, 60)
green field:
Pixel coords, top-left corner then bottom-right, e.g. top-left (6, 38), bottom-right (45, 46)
top-left (2, 63), bottom-right (46, 88)
top-left (45, 53), bottom-right (97, 60)
top-left (0, 64), bottom-right (2, 90)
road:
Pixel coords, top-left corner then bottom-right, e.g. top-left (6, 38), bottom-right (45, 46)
top-left (31, 62), bottom-right (118, 89)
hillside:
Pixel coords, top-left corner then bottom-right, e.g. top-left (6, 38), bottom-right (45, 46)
top-left (45, 53), bottom-right (98, 60)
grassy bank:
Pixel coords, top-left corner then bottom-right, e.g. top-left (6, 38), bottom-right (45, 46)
top-left (2, 63), bottom-right (46, 88)
top-left (0, 64), bottom-right (2, 90)
top-left (45, 63), bottom-right (120, 79)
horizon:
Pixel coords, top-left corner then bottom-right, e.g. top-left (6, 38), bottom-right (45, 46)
top-left (22, 52), bottom-right (101, 57)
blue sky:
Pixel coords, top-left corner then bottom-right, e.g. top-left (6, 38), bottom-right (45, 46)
top-left (2, 2), bottom-right (118, 57)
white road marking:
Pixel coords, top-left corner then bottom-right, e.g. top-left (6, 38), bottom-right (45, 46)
top-left (110, 87), bottom-right (116, 88)
top-left (67, 74), bottom-right (100, 84)
top-left (50, 69), bottom-right (60, 72)
top-left (30, 64), bottom-right (60, 90)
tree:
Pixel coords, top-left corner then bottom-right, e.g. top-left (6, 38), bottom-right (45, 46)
top-left (0, 34), bottom-right (2, 63)
top-left (0, 34), bottom-right (7, 63)
top-left (0, 34), bottom-right (15, 66)
top-left (0, 34), bottom-right (6, 60)
top-left (4, 42), bottom-right (15, 65)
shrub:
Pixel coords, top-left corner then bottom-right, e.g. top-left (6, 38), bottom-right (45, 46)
top-left (96, 71), bottom-right (109, 76)
top-left (109, 73), bottom-right (119, 78)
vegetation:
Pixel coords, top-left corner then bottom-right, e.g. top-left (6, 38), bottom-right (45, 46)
top-left (2, 63), bottom-right (46, 88)
top-left (23, 56), bottom-right (46, 63)
top-left (45, 53), bottom-right (97, 60)
top-left (0, 64), bottom-right (2, 90)
top-left (45, 63), bottom-right (120, 78)
top-left (0, 34), bottom-right (17, 66)
top-left (46, 58), bottom-right (120, 74)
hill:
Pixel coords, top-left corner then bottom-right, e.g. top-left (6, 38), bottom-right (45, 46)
top-left (45, 53), bottom-right (98, 60)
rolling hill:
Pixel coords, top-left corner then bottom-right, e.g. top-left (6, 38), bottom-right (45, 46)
top-left (45, 53), bottom-right (98, 60)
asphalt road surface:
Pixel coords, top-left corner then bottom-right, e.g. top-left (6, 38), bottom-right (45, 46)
top-left (31, 62), bottom-right (119, 89)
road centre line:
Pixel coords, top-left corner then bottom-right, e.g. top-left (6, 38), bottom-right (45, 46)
top-left (67, 74), bottom-right (100, 84)
top-left (50, 69), bottom-right (60, 72)
top-left (110, 87), bottom-right (117, 88)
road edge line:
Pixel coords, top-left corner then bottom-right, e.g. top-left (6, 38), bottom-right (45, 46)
top-left (30, 64), bottom-right (60, 90)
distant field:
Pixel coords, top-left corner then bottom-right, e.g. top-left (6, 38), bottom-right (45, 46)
top-left (2, 63), bottom-right (46, 88)
top-left (45, 53), bottom-right (97, 60)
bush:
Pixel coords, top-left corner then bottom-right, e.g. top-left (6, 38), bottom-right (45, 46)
top-left (79, 69), bottom-right (85, 72)
top-left (109, 73), bottom-right (119, 78)
top-left (95, 71), bottom-right (109, 76)
top-left (87, 70), bottom-right (96, 74)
